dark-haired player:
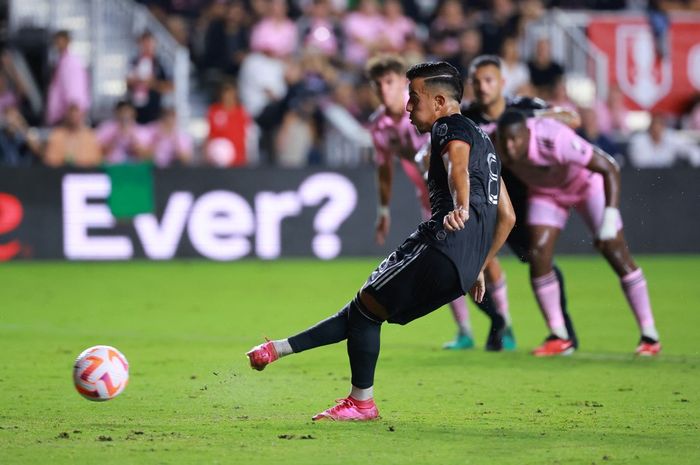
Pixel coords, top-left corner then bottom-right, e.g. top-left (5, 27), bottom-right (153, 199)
top-left (365, 54), bottom-right (509, 351)
top-left (496, 110), bottom-right (660, 356)
top-left (246, 61), bottom-right (516, 421)
top-left (462, 54), bottom-right (581, 353)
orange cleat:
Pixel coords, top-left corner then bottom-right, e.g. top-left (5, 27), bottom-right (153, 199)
top-left (532, 335), bottom-right (575, 357)
top-left (246, 340), bottom-right (279, 371)
top-left (635, 337), bottom-right (661, 356)
top-left (312, 397), bottom-right (379, 422)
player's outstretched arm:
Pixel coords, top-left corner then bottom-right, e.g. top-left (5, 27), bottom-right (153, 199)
top-left (534, 107), bottom-right (582, 129)
top-left (375, 156), bottom-right (394, 245)
top-left (586, 148), bottom-right (621, 241)
top-left (470, 178), bottom-right (515, 302)
top-left (442, 140), bottom-right (471, 232)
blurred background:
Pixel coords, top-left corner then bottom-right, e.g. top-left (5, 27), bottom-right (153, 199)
top-left (0, 0), bottom-right (699, 261)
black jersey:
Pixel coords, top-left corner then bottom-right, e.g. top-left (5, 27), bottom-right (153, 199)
top-left (461, 96), bottom-right (548, 135)
top-left (416, 113), bottom-right (501, 292)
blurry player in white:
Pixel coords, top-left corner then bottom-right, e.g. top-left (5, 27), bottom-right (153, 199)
top-left (496, 110), bottom-right (661, 356)
top-left (365, 54), bottom-right (512, 350)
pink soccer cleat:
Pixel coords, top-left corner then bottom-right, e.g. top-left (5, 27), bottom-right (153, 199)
top-left (635, 338), bottom-right (661, 356)
top-left (532, 335), bottom-right (575, 357)
top-left (246, 340), bottom-right (279, 371)
top-left (312, 397), bottom-right (379, 422)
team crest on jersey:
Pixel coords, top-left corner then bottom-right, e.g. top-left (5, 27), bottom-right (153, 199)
top-left (436, 123), bottom-right (448, 137)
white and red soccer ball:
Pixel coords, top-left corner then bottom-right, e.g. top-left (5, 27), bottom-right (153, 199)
top-left (73, 345), bottom-right (129, 401)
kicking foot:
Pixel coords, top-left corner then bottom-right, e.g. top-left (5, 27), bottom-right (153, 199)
top-left (635, 336), bottom-right (661, 356)
top-left (532, 335), bottom-right (575, 357)
top-left (246, 340), bottom-right (279, 371)
top-left (443, 333), bottom-right (475, 350)
top-left (312, 397), bottom-right (379, 421)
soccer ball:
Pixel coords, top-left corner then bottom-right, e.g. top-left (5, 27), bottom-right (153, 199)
top-left (73, 345), bottom-right (129, 401)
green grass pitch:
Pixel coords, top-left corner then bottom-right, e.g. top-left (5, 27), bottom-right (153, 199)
top-left (1, 256), bottom-right (699, 464)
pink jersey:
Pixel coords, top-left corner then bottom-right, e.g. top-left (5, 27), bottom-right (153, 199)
top-left (508, 118), bottom-right (594, 203)
top-left (369, 104), bottom-right (430, 215)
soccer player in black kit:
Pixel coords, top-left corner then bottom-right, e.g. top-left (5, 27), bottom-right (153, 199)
top-left (246, 62), bottom-right (516, 421)
top-left (461, 54), bottom-right (581, 354)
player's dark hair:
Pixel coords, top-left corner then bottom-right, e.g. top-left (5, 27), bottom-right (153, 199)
top-left (365, 54), bottom-right (406, 81)
top-left (406, 61), bottom-right (463, 102)
top-left (468, 55), bottom-right (502, 77)
top-left (497, 109), bottom-right (528, 131)
top-left (114, 100), bottom-right (133, 111)
top-left (53, 30), bottom-right (71, 41)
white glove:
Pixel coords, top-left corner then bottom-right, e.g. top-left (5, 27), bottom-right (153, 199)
top-left (597, 207), bottom-right (620, 241)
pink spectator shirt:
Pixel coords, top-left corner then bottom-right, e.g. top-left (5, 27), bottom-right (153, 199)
top-left (343, 12), bottom-right (384, 64)
top-left (141, 123), bottom-right (193, 168)
top-left (508, 118), bottom-right (595, 203)
top-left (382, 16), bottom-right (415, 52)
top-left (46, 51), bottom-right (90, 125)
top-left (96, 120), bottom-right (149, 164)
top-left (369, 102), bottom-right (430, 213)
top-left (250, 18), bottom-right (299, 57)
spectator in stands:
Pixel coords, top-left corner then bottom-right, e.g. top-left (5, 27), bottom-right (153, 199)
top-left (201, 0), bottom-right (251, 86)
top-left (206, 80), bottom-right (251, 167)
top-left (44, 103), bottom-right (101, 167)
top-left (250, 0), bottom-right (299, 59)
top-left (448, 27), bottom-right (482, 79)
top-left (479, 0), bottom-right (520, 55)
top-left (429, 0), bottom-right (469, 60)
top-left (527, 36), bottom-right (565, 100)
top-left (96, 100), bottom-right (149, 164)
top-left (627, 112), bottom-right (700, 168)
top-left (381, 0), bottom-right (416, 54)
top-left (46, 30), bottom-right (90, 126)
top-left (0, 50), bottom-right (30, 117)
top-left (141, 107), bottom-right (193, 167)
top-left (126, 31), bottom-right (174, 124)
top-left (500, 35), bottom-right (531, 97)
top-left (0, 105), bottom-right (42, 166)
top-left (298, 0), bottom-right (342, 57)
top-left (680, 93), bottom-right (700, 130)
top-left (593, 85), bottom-right (630, 137)
top-left (343, 0), bottom-right (386, 66)
top-left (577, 106), bottom-right (622, 162)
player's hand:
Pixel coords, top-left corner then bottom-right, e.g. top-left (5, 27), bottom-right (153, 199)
top-left (597, 207), bottom-right (620, 241)
top-left (469, 271), bottom-right (486, 303)
top-left (375, 209), bottom-right (390, 245)
top-left (443, 206), bottom-right (469, 232)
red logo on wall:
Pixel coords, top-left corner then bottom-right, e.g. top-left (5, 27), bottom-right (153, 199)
top-left (589, 16), bottom-right (700, 113)
top-left (0, 193), bottom-right (23, 261)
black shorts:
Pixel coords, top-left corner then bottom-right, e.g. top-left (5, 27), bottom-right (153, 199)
top-left (362, 237), bottom-right (463, 325)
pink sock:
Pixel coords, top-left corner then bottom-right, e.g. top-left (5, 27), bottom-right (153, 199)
top-left (487, 276), bottom-right (510, 325)
top-left (531, 271), bottom-right (567, 339)
top-left (621, 268), bottom-right (657, 339)
top-left (449, 296), bottom-right (471, 335)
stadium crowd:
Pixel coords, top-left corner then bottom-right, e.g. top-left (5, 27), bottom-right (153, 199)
top-left (1, 0), bottom-right (699, 168)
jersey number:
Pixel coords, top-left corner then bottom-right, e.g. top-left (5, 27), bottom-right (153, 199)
top-left (487, 153), bottom-right (499, 205)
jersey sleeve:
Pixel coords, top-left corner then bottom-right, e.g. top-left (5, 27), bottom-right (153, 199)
top-left (432, 117), bottom-right (473, 155)
top-left (554, 122), bottom-right (593, 166)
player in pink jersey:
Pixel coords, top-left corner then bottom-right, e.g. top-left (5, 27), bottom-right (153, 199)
top-left (365, 54), bottom-right (510, 351)
top-left (496, 110), bottom-right (661, 356)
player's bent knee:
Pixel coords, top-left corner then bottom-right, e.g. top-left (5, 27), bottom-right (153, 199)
top-left (358, 290), bottom-right (389, 322)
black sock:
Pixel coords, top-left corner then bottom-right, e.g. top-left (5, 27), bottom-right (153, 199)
top-left (287, 303), bottom-right (350, 353)
top-left (553, 264), bottom-right (578, 348)
top-left (476, 290), bottom-right (506, 328)
top-left (347, 298), bottom-right (382, 389)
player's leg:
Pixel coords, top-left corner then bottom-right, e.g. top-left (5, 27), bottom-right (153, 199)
top-left (527, 198), bottom-right (576, 356)
top-left (484, 257), bottom-right (515, 350)
top-left (503, 170), bottom-right (578, 348)
top-left (576, 183), bottom-right (660, 355)
top-left (442, 296), bottom-right (475, 350)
